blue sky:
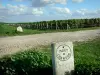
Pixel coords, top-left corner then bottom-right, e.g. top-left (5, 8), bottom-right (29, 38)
top-left (0, 0), bottom-right (100, 23)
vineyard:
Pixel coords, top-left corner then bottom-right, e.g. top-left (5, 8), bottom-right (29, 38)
top-left (0, 18), bottom-right (100, 36)
top-left (5, 18), bottom-right (100, 30)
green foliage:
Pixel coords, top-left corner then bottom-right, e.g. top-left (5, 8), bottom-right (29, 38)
top-left (0, 50), bottom-right (52, 75)
top-left (13, 18), bottom-right (100, 30)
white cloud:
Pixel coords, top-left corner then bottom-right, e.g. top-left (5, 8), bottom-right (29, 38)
top-left (72, 0), bottom-right (84, 3)
top-left (43, 0), bottom-right (51, 3)
top-left (72, 9), bottom-right (89, 18)
top-left (6, 4), bottom-right (44, 16)
top-left (7, 4), bottom-right (28, 15)
top-left (54, 0), bottom-right (67, 4)
top-left (72, 9), bottom-right (100, 19)
top-left (0, 4), bottom-right (8, 21)
top-left (9, 0), bottom-right (67, 7)
top-left (32, 8), bottom-right (44, 16)
top-left (76, 9), bottom-right (88, 15)
top-left (53, 7), bottom-right (71, 14)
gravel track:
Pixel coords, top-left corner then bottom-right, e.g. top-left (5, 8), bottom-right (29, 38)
top-left (0, 29), bottom-right (100, 57)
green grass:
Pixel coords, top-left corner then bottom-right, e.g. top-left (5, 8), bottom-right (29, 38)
top-left (0, 25), bottom-right (16, 36)
top-left (74, 38), bottom-right (100, 75)
top-left (74, 39), bottom-right (100, 65)
top-left (0, 37), bottom-right (100, 75)
top-left (0, 24), bottom-right (100, 36)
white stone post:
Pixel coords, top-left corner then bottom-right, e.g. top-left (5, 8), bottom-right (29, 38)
top-left (51, 42), bottom-right (74, 75)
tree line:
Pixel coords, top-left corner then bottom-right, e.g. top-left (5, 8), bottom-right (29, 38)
top-left (2, 18), bottom-right (100, 30)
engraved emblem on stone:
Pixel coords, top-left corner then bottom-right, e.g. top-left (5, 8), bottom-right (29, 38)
top-left (56, 45), bottom-right (71, 61)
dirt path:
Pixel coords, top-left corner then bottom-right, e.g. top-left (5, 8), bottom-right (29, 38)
top-left (0, 29), bottom-right (100, 57)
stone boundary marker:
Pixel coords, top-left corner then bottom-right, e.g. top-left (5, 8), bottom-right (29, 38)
top-left (51, 42), bottom-right (74, 75)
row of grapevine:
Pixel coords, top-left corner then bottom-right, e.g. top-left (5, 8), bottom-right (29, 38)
top-left (4, 18), bottom-right (100, 30)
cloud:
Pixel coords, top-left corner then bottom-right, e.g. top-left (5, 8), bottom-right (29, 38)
top-left (7, 4), bottom-right (28, 15)
top-left (76, 9), bottom-right (88, 15)
top-left (32, 8), bottom-right (44, 16)
top-left (52, 7), bottom-right (71, 14)
top-left (1, 0), bottom-right (100, 22)
top-left (0, 3), bottom-right (45, 22)
top-left (32, 0), bottom-right (51, 7)
top-left (9, 0), bottom-right (67, 7)
top-left (6, 4), bottom-right (44, 16)
top-left (72, 9), bottom-right (89, 18)
top-left (0, 5), bottom-right (8, 21)
top-left (72, 0), bottom-right (84, 3)
top-left (72, 9), bottom-right (100, 18)
top-left (54, 0), bottom-right (67, 4)
top-left (31, 0), bottom-right (67, 7)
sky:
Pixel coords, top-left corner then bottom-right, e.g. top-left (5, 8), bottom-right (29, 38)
top-left (0, 0), bottom-right (100, 23)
